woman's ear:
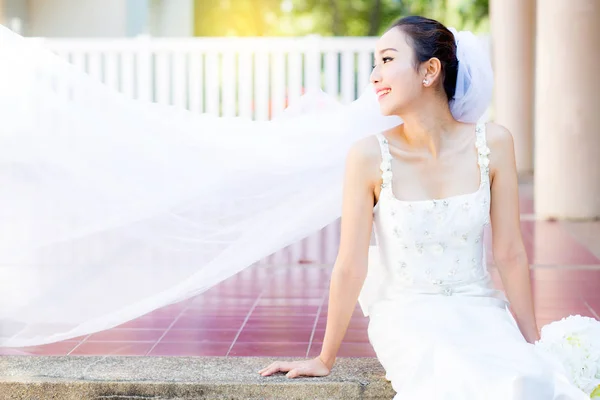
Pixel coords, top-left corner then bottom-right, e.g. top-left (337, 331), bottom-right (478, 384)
top-left (422, 58), bottom-right (442, 87)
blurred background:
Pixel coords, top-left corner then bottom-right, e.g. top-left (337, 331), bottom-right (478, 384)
top-left (0, 0), bottom-right (488, 37)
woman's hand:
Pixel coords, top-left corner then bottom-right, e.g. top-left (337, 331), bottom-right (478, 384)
top-left (258, 357), bottom-right (331, 378)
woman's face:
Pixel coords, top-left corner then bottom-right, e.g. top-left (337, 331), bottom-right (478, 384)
top-left (370, 28), bottom-right (425, 116)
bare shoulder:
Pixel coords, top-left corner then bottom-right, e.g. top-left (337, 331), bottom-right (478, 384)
top-left (346, 135), bottom-right (382, 169)
top-left (484, 122), bottom-right (517, 180)
top-left (344, 134), bottom-right (384, 186)
top-left (347, 134), bottom-right (381, 160)
top-left (485, 122), bottom-right (515, 157)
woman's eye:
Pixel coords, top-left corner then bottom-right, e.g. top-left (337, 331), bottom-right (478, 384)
top-left (372, 57), bottom-right (393, 69)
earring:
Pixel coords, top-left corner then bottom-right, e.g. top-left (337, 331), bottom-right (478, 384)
top-left (423, 79), bottom-right (429, 85)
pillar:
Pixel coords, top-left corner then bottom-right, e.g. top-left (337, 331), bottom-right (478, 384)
top-left (534, 0), bottom-right (600, 219)
top-left (490, 0), bottom-right (536, 173)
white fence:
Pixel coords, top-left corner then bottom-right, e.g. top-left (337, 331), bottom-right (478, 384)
top-left (40, 35), bottom-right (380, 120)
top-left (34, 34), bottom-right (490, 265)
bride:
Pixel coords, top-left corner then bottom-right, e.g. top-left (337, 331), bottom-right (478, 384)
top-left (0, 13), bottom-right (595, 399)
top-left (258, 16), bottom-right (591, 399)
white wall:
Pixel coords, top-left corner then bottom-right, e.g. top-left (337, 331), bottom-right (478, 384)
top-left (27, 0), bottom-right (127, 37)
top-left (2, 0), bottom-right (192, 37)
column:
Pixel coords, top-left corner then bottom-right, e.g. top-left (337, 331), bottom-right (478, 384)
top-left (534, 0), bottom-right (600, 219)
top-left (490, 0), bottom-right (536, 173)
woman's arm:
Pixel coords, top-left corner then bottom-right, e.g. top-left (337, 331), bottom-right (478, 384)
top-left (258, 138), bottom-right (379, 378)
top-left (318, 138), bottom-right (379, 369)
top-left (488, 123), bottom-right (540, 343)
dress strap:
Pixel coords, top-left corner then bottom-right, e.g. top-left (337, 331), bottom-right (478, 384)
top-left (375, 133), bottom-right (394, 189)
top-left (474, 122), bottom-right (490, 186)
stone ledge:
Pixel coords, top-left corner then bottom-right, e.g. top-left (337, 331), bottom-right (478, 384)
top-left (0, 356), bottom-right (394, 399)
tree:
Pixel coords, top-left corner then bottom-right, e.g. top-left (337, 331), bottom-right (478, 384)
top-left (283, 0), bottom-right (409, 36)
top-left (279, 0), bottom-right (489, 36)
top-left (192, 0), bottom-right (489, 37)
top-left (456, 0), bottom-right (489, 32)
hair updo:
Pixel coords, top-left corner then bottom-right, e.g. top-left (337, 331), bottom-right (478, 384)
top-left (389, 16), bottom-right (458, 101)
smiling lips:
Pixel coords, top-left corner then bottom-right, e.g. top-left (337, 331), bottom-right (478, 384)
top-left (376, 87), bottom-right (391, 100)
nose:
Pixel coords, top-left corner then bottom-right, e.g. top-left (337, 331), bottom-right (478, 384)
top-left (370, 65), bottom-right (381, 85)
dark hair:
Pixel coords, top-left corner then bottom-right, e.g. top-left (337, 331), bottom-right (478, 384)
top-left (389, 16), bottom-right (458, 101)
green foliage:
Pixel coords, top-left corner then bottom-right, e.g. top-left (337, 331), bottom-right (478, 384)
top-left (192, 0), bottom-right (489, 37)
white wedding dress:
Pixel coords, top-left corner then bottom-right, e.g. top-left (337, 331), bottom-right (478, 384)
top-left (358, 123), bottom-right (589, 399)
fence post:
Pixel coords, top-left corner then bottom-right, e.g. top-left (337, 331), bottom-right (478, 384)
top-left (135, 34), bottom-right (152, 102)
top-left (305, 34), bottom-right (321, 91)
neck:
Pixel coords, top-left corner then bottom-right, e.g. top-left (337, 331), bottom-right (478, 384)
top-left (392, 96), bottom-right (457, 158)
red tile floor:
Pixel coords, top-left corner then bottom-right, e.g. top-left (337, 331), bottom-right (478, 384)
top-left (2, 182), bottom-right (599, 357)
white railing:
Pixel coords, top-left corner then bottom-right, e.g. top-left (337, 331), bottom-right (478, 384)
top-left (33, 34), bottom-right (490, 265)
top-left (38, 35), bottom-right (380, 120)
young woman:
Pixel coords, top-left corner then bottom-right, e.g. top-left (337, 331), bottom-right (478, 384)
top-left (258, 16), bottom-right (589, 399)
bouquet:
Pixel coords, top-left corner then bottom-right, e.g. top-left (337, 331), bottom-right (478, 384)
top-left (535, 315), bottom-right (600, 398)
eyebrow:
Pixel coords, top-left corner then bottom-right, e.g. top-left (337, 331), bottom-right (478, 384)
top-left (377, 48), bottom-right (398, 54)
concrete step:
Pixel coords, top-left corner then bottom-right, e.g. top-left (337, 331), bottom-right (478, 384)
top-left (0, 355), bottom-right (394, 399)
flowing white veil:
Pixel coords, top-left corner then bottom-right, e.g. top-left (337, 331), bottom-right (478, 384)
top-left (0, 24), bottom-right (492, 347)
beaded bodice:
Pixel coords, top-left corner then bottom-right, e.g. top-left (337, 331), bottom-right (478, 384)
top-left (370, 122), bottom-right (495, 299)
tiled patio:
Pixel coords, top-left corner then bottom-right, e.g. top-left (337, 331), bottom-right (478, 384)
top-left (2, 182), bottom-right (599, 358)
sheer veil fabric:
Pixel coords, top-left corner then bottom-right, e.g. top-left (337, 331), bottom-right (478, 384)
top-left (0, 25), bottom-right (491, 347)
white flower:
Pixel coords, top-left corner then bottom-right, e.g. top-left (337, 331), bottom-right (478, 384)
top-left (534, 315), bottom-right (600, 396)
